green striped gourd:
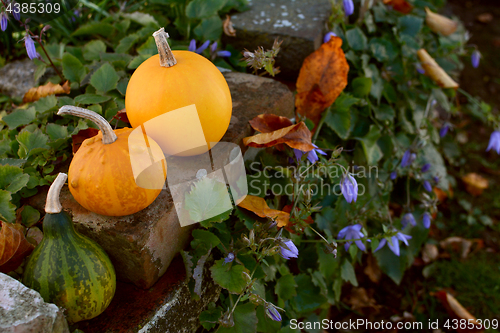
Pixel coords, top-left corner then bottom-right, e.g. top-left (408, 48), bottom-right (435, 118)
top-left (23, 173), bottom-right (116, 323)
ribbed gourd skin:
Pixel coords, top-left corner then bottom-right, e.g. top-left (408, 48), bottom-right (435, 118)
top-left (23, 211), bottom-right (116, 323)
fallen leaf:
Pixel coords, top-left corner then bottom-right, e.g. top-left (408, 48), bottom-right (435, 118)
top-left (114, 108), bottom-right (130, 124)
top-left (237, 195), bottom-right (290, 227)
top-left (242, 122), bottom-right (315, 152)
top-left (461, 173), bottom-right (488, 196)
top-left (26, 226), bottom-right (43, 246)
top-left (23, 81), bottom-right (71, 103)
top-left (440, 237), bottom-right (483, 259)
top-left (295, 36), bottom-right (349, 127)
top-left (433, 291), bottom-right (483, 332)
top-left (363, 253), bottom-right (382, 283)
top-left (417, 49), bottom-right (459, 89)
top-left (425, 7), bottom-right (458, 36)
top-left (422, 243), bottom-right (439, 264)
top-left (249, 114), bottom-right (293, 133)
top-left (72, 128), bottom-right (99, 154)
top-left (344, 287), bottom-right (380, 313)
top-left (0, 221), bottom-right (35, 273)
top-left (476, 13), bottom-right (493, 23)
top-left (383, 0), bottom-right (413, 14)
top-left (223, 15), bottom-right (236, 37)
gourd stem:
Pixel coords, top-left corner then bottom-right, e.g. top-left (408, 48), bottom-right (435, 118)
top-left (153, 28), bottom-right (177, 68)
top-left (46, 173), bottom-right (67, 214)
top-left (58, 106), bottom-right (118, 144)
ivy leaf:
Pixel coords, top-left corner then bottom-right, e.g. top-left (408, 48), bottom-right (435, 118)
top-left (62, 53), bottom-right (86, 84)
top-left (2, 108), bottom-right (36, 129)
top-left (194, 16), bottom-right (223, 41)
top-left (115, 34), bottom-right (140, 54)
top-left (186, 0), bottom-right (227, 19)
top-left (33, 95), bottom-right (58, 113)
top-left (83, 40), bottom-right (106, 61)
top-left (90, 63), bottom-right (120, 94)
top-left (45, 124), bottom-right (68, 141)
top-left (373, 243), bottom-right (409, 285)
top-left (192, 229), bottom-right (221, 249)
top-left (351, 77), bottom-right (372, 97)
top-left (184, 177), bottom-right (233, 224)
top-left (354, 125), bottom-right (383, 165)
top-left (0, 190), bottom-right (16, 223)
top-left (290, 274), bottom-right (327, 312)
top-left (275, 274), bottom-right (298, 301)
top-left (16, 129), bottom-right (49, 159)
top-left (325, 107), bottom-right (350, 139)
top-left (217, 303), bottom-right (257, 333)
top-left (210, 259), bottom-right (248, 294)
top-left (73, 22), bottom-right (115, 37)
top-left (340, 259), bottom-right (358, 286)
top-left (199, 305), bottom-right (223, 331)
top-left (74, 94), bottom-right (111, 105)
top-left (346, 27), bottom-right (368, 51)
top-left (397, 15), bottom-right (423, 37)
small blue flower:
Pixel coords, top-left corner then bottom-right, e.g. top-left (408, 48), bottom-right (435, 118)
top-left (338, 224), bottom-right (366, 251)
top-left (217, 50), bottom-right (231, 57)
top-left (416, 63), bottom-right (425, 74)
top-left (343, 0), bottom-right (354, 16)
top-left (471, 50), bottom-right (481, 69)
top-left (486, 130), bottom-right (500, 154)
top-left (196, 40), bottom-right (210, 54)
top-left (188, 39), bottom-right (197, 52)
top-left (341, 173), bottom-right (358, 203)
top-left (423, 180), bottom-right (432, 192)
top-left (293, 144), bottom-right (327, 164)
top-left (280, 239), bottom-right (298, 260)
top-left (12, 2), bottom-right (20, 20)
top-left (0, 12), bottom-right (7, 31)
top-left (323, 31), bottom-right (337, 43)
top-left (210, 41), bottom-right (218, 53)
top-left (440, 124), bottom-right (450, 138)
top-left (24, 34), bottom-right (37, 60)
top-left (433, 176), bottom-right (440, 184)
top-left (401, 212), bottom-right (416, 228)
top-left (422, 212), bottom-right (431, 229)
top-left (401, 150), bottom-right (416, 168)
top-left (265, 304), bottom-right (282, 322)
top-left (421, 163), bottom-right (431, 173)
top-left (390, 171), bottom-right (397, 180)
top-left (223, 252), bottom-right (235, 265)
top-left (374, 230), bottom-right (412, 256)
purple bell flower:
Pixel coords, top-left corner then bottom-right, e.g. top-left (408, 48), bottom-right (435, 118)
top-left (401, 150), bottom-right (416, 168)
top-left (223, 252), bottom-right (235, 265)
top-left (390, 171), bottom-right (397, 180)
top-left (422, 212), bottom-right (431, 229)
top-left (401, 212), bottom-right (416, 228)
top-left (280, 239), bottom-right (299, 260)
top-left (343, 0), bottom-right (354, 16)
top-left (24, 34), bottom-right (37, 60)
top-left (374, 231), bottom-right (412, 256)
top-left (338, 224), bottom-right (366, 251)
top-left (210, 41), bottom-right (218, 53)
top-left (293, 143), bottom-right (327, 164)
top-left (12, 2), bottom-right (20, 20)
top-left (421, 163), bottom-right (431, 173)
top-left (423, 180), bottom-right (432, 192)
top-left (0, 12), bottom-right (7, 31)
top-left (217, 50), bottom-right (231, 57)
top-left (341, 173), bottom-right (358, 203)
top-left (265, 303), bottom-right (282, 321)
top-left (188, 39), bottom-right (197, 52)
top-left (486, 130), bottom-right (500, 154)
top-left (323, 31), bottom-right (337, 43)
top-left (440, 124), bottom-right (450, 138)
top-left (416, 63), bottom-right (425, 74)
top-left (471, 50), bottom-right (481, 69)
top-left (195, 40), bottom-right (210, 54)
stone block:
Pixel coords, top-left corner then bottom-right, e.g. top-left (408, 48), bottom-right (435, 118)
top-left (28, 72), bottom-right (294, 289)
top-left (0, 273), bottom-right (69, 333)
top-left (222, 0), bottom-right (332, 80)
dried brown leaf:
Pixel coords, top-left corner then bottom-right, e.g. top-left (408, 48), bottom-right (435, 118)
top-left (476, 13), bottom-right (493, 23)
top-left (23, 81), bottom-right (70, 103)
top-left (434, 291), bottom-right (483, 331)
top-left (461, 173), bottom-right (488, 196)
top-left (0, 221), bottom-right (35, 273)
top-left (364, 253), bottom-right (382, 283)
top-left (422, 243), bottom-right (439, 264)
top-left (425, 7), bottom-right (458, 36)
top-left (114, 108), bottom-right (130, 124)
top-left (345, 287), bottom-right (380, 313)
top-left (243, 122), bottom-right (315, 152)
top-left (72, 128), bottom-right (100, 154)
top-left (295, 36), bottom-right (349, 127)
top-left (249, 114), bottom-right (293, 133)
top-left (383, 0), bottom-right (413, 14)
top-left (417, 49), bottom-right (459, 89)
top-left (223, 15), bottom-right (236, 37)
top-left (237, 195), bottom-right (290, 227)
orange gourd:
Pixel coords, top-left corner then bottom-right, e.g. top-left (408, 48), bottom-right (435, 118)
top-left (58, 106), bottom-right (167, 216)
top-left (125, 28), bottom-right (232, 156)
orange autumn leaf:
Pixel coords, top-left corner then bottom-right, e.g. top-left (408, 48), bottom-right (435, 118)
top-left (249, 114), bottom-right (293, 133)
top-left (383, 0), bottom-right (413, 14)
top-left (243, 122), bottom-right (315, 152)
top-left (282, 204), bottom-right (313, 234)
top-left (23, 81), bottom-right (71, 103)
top-left (425, 7), bottom-right (458, 36)
top-left (237, 195), bottom-right (290, 227)
top-left (0, 221), bottom-right (35, 273)
top-left (295, 36), bottom-right (349, 127)
top-left (461, 173), bottom-right (488, 196)
top-left (417, 49), bottom-right (459, 89)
